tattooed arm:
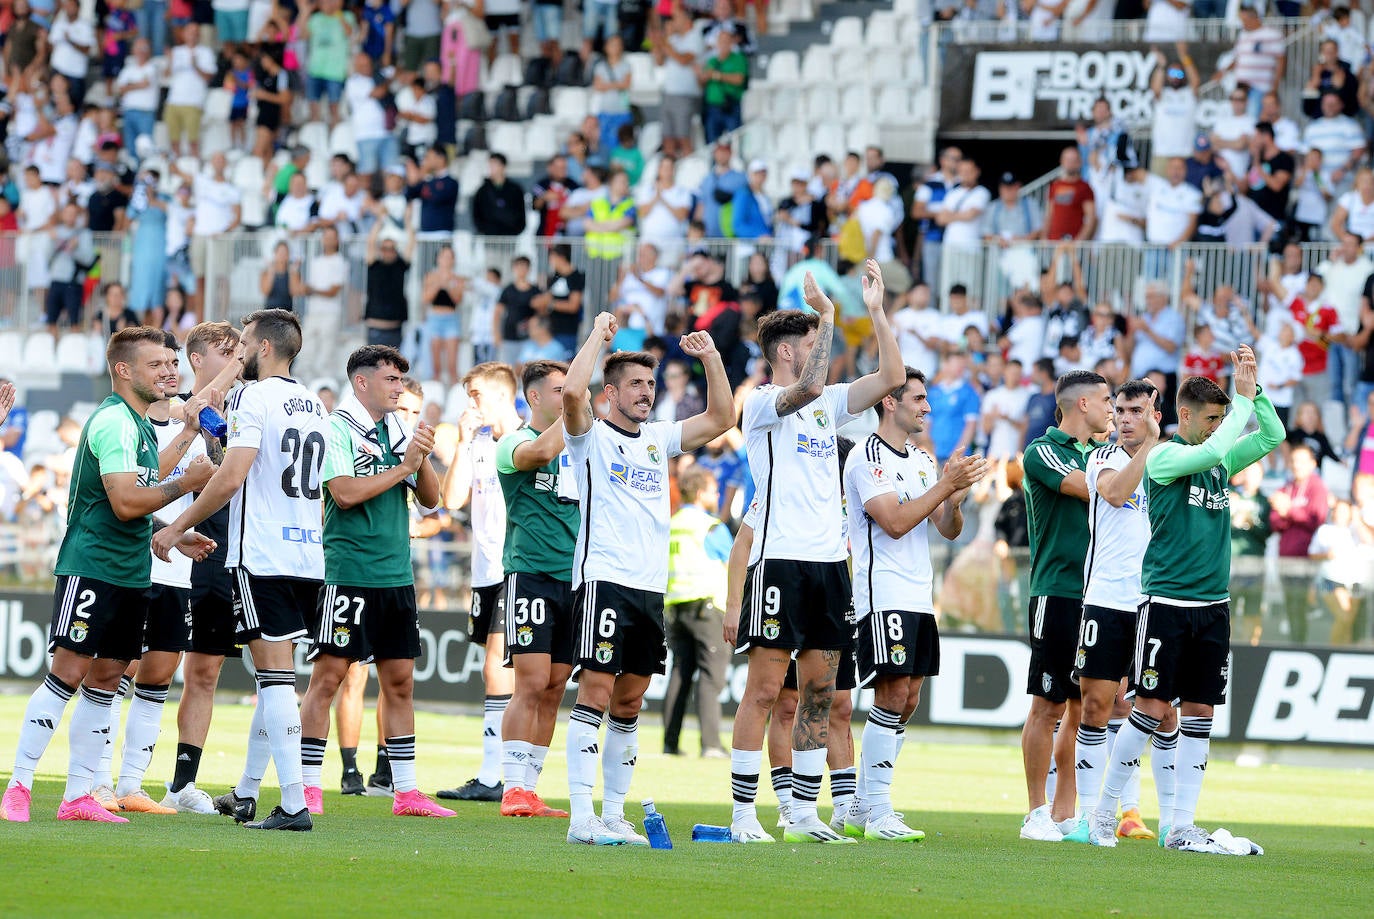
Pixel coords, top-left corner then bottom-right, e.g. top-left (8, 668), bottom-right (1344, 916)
top-left (101, 454), bottom-right (216, 522)
top-left (774, 271), bottom-right (837, 417)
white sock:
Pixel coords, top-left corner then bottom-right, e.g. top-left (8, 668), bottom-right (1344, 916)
top-left (829, 767), bottom-right (856, 821)
top-left (1094, 710), bottom-right (1158, 817)
top-left (503, 739), bottom-right (533, 791)
top-left (769, 765), bottom-right (792, 809)
top-left (258, 672), bottom-right (305, 814)
top-left (528, 744), bottom-right (549, 792)
top-left (789, 747), bottom-right (827, 824)
top-left (600, 714), bottom-right (638, 822)
top-left (1173, 716), bottom-right (1211, 829)
top-left (64, 685), bottom-right (116, 802)
top-left (95, 675), bottom-right (131, 791)
top-left (1152, 727), bottom-right (1179, 829)
top-left (1074, 723), bottom-right (1109, 816)
top-left (10, 673), bottom-right (75, 789)
top-left (477, 694), bottom-right (509, 787)
top-left (862, 707), bottom-right (901, 821)
top-left (235, 700), bottom-right (270, 800)
top-left (566, 704), bottom-right (603, 824)
top-left (388, 735), bottom-right (417, 793)
top-left (301, 736), bottom-right (327, 789)
top-left (114, 683), bottom-right (168, 797)
top-left (1045, 719), bottom-right (1060, 803)
top-left (730, 748), bottom-right (763, 824)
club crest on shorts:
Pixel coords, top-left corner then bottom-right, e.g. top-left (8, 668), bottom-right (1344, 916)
top-left (517, 625), bottom-right (533, 647)
top-left (890, 643), bottom-right (907, 666)
top-left (1041, 672), bottom-right (1053, 694)
top-left (762, 618), bottom-right (780, 641)
top-left (1075, 649), bottom-right (1086, 670)
top-left (813, 409), bottom-right (829, 429)
top-left (595, 641), bottom-right (614, 664)
top-left (1141, 668), bottom-right (1159, 691)
top-left (69, 621), bottom-right (88, 643)
top-left (333, 626), bottom-right (350, 647)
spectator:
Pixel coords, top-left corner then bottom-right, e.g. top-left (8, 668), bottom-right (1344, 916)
top-left (44, 202), bottom-right (94, 338)
top-left (422, 246), bottom-right (465, 386)
top-left (1144, 157), bottom-right (1202, 267)
top-left (1185, 134), bottom-right (1225, 191)
top-left (912, 145), bottom-right (961, 294)
top-left (981, 358), bottom-right (1029, 461)
top-left (1285, 400), bottom-right (1344, 466)
top-left (1354, 300), bottom-right (1374, 409)
top-left (1303, 91), bottom-right (1366, 196)
top-left (654, 4), bottom-right (704, 159)
top-left (364, 220), bottom-right (414, 348)
top-left (300, 225), bottom-right (348, 380)
top-left (1196, 172), bottom-right (1279, 249)
top-left (347, 52), bottom-right (397, 180)
top-left (163, 183), bottom-right (195, 302)
top-left (214, 0), bottom-right (251, 45)
top-left (1287, 272), bottom-right (1343, 407)
top-left (395, 74), bottom-right (438, 159)
top-left (1228, 463), bottom-right (1271, 644)
top-left (1310, 499), bottom-right (1363, 645)
top-left (86, 163), bottom-right (129, 233)
top-left (472, 152), bottom-right (528, 263)
top-left (1097, 144), bottom-right (1150, 243)
top-left (406, 146), bottom-right (460, 236)
top-left (1315, 234), bottom-right (1372, 408)
top-left (317, 168), bottom-right (366, 235)
top-left (853, 175), bottom-right (899, 261)
top-left (1149, 44), bottom-right (1200, 175)
top-left (926, 350), bottom-right (981, 465)
top-left (267, 145), bottom-right (314, 207)
top-left (1211, 85), bottom-right (1256, 180)
top-left (1143, 0), bottom-right (1190, 44)
top-left (579, 113), bottom-right (610, 168)
top-left (676, 250), bottom-right (746, 384)
top-left (1183, 323), bottom-right (1228, 386)
top-left (467, 266), bottom-right (502, 364)
top-left (1079, 302), bottom-right (1127, 368)
top-left (695, 139), bottom-right (745, 238)
top-left (484, 0), bottom-right (522, 62)
top-left (592, 34), bottom-right (634, 156)
top-left (252, 48), bottom-right (292, 160)
top-left (125, 168), bottom-right (167, 321)
top-left (274, 171), bottom-right (317, 238)
top-left (1259, 322), bottom-right (1303, 427)
top-left (30, 91), bottom-right (79, 188)
top-left (1197, 284), bottom-right (1260, 354)
top-left (738, 250), bottom-right (778, 315)
top-left (582, 0), bottom-right (621, 61)
top-left (701, 0), bottom-right (756, 57)
top-left (259, 240), bottom-right (301, 311)
top-left (0, 378), bottom-right (27, 456)
top-left (609, 123), bottom-right (645, 186)
top-left (701, 27), bottom-right (747, 144)
top-left (652, 357), bottom-right (705, 421)
top-left (1291, 148), bottom-right (1333, 241)
top-left (561, 164), bottom-right (606, 237)
top-left (1304, 38), bottom-right (1360, 119)
top-left (1054, 334), bottom-right (1092, 376)
top-left (1247, 122), bottom-right (1294, 230)
top-left (114, 39), bottom-right (159, 158)
top-left (164, 24), bottom-right (217, 157)
top-left (1269, 444), bottom-right (1329, 643)
top-left (441, 1), bottom-right (483, 97)
top-left (1226, 4), bottom-right (1287, 117)
top-left (1344, 388), bottom-right (1374, 475)
top-left (937, 283), bottom-right (990, 355)
top-left (1020, 357), bottom-right (1057, 449)
top-left (638, 156), bottom-right (692, 265)
top-left (730, 159), bottom-right (773, 240)
top-left (537, 243), bottom-right (587, 356)
top-left (531, 154), bottom-right (580, 238)
top-left (360, 0), bottom-right (396, 68)
top-left (402, 0), bottom-right (444, 73)
top-left (532, 0), bottom-right (565, 61)
top-left (891, 280), bottom-right (942, 372)
top-left (49, 0), bottom-right (94, 107)
top-left (935, 157), bottom-right (991, 258)
top-left (1043, 146), bottom-right (1095, 242)
top-left (1261, 241), bottom-right (1311, 325)
top-left (1042, 274), bottom-right (1089, 355)
top-left (612, 242), bottom-right (673, 340)
top-left (1255, 91), bottom-right (1302, 156)
top-left (517, 315), bottom-right (571, 365)
top-left (1000, 291), bottom-right (1047, 370)
top-left (493, 255), bottom-right (540, 364)
top-left (1076, 97), bottom-right (1124, 197)
top-left (224, 50), bottom-right (254, 151)
top-left (4, 2), bottom-right (44, 75)
top-left (303, 0), bottom-right (357, 126)
top-left (982, 171), bottom-right (1043, 247)
top-left (1328, 165), bottom-right (1374, 245)
top-left (1128, 280), bottom-right (1185, 406)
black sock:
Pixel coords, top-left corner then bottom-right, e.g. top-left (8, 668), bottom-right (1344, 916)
top-left (170, 743), bottom-right (203, 792)
top-left (340, 746), bottom-right (359, 774)
top-left (375, 744), bottom-right (391, 777)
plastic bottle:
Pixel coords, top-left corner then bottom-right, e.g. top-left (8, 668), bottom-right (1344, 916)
top-left (641, 799), bottom-right (673, 849)
top-left (691, 824), bottom-right (734, 843)
top-left (198, 406), bottom-right (227, 438)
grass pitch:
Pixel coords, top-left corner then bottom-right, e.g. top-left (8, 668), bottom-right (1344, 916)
top-left (0, 694), bottom-right (1370, 918)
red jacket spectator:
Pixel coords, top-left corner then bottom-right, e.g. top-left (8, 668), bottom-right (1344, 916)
top-left (1269, 446), bottom-right (1330, 557)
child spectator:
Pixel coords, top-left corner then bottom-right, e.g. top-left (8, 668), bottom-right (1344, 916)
top-left (1183, 324), bottom-right (1228, 386)
top-left (226, 50), bottom-right (254, 150)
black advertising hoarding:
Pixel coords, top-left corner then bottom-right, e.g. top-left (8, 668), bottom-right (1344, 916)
top-left (938, 41), bottom-right (1230, 137)
top-left (1, 592), bottom-right (1370, 747)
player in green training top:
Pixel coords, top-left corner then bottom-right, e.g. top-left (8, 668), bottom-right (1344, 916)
top-left (1018, 369), bottom-right (1112, 843)
top-left (1091, 346), bottom-right (1282, 855)
top-left (2, 327), bottom-right (216, 825)
top-left (295, 345), bottom-right (455, 819)
top-left (495, 359), bottom-right (580, 819)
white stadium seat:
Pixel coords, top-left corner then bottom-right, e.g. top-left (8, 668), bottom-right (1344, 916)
top-left (834, 49), bottom-right (868, 84)
top-left (55, 334), bottom-right (93, 374)
top-left (484, 53), bottom-right (524, 92)
top-left (800, 46), bottom-right (834, 85)
top-left (765, 51), bottom-right (800, 84)
top-left (297, 121), bottom-right (330, 157)
top-left (551, 87), bottom-right (589, 127)
top-left (840, 86), bottom-right (871, 121)
top-left (806, 86), bottom-right (840, 120)
top-left (810, 123), bottom-right (847, 160)
top-left (675, 157), bottom-right (708, 195)
top-left (21, 335), bottom-right (55, 373)
top-left (737, 121), bottom-right (775, 162)
top-left (0, 332), bottom-right (22, 369)
top-left (328, 121), bottom-right (358, 160)
top-left (626, 52), bottom-right (663, 106)
top-left (875, 85), bottom-right (910, 123)
top-left (768, 87), bottom-right (804, 123)
top-left (203, 88), bottom-right (234, 122)
top-left (867, 48), bottom-right (907, 85)
top-left (774, 121), bottom-right (811, 159)
top-left (829, 17), bottom-right (865, 49)
top-left (638, 120), bottom-right (663, 157)
top-left (525, 117), bottom-right (559, 161)
top-left (866, 12), bottom-right (901, 47)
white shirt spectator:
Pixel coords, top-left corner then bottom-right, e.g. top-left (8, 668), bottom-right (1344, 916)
top-left (192, 174), bottom-right (242, 237)
top-left (855, 195), bottom-right (899, 261)
top-left (275, 193), bottom-right (316, 233)
top-left (1145, 174), bottom-right (1203, 244)
top-left (1292, 170), bottom-right (1330, 226)
top-left (1098, 169), bottom-right (1150, 243)
top-left (892, 306), bottom-right (943, 372)
top-left (635, 185), bottom-right (692, 256)
top-left (345, 75), bottom-right (389, 141)
top-left (982, 383), bottom-right (1030, 460)
top-left (1027, 0), bottom-right (1060, 40)
top-left (937, 183), bottom-right (992, 249)
top-left (307, 251), bottom-right (348, 317)
top-left (70, 116), bottom-right (99, 166)
top-left (1005, 314), bottom-right (1047, 369)
top-left (167, 44), bottom-right (216, 108)
top-left (316, 183), bottom-right (365, 231)
top-left (1271, 116), bottom-right (1302, 155)
top-left (115, 59), bottom-right (162, 113)
top-left (215, 0), bottom-right (251, 13)
top-left (30, 116), bottom-right (78, 185)
top-left (1152, 86), bottom-right (1198, 160)
top-left (166, 201), bottom-right (193, 255)
top-left (562, 185), bottom-right (607, 237)
top-left (396, 86), bottom-right (437, 149)
top-left (1257, 339), bottom-right (1303, 408)
top-left (942, 309), bottom-right (991, 348)
top-left (592, 58), bottom-right (632, 116)
top-left (18, 184), bottom-right (57, 233)
top-left (1233, 22), bottom-right (1286, 93)
top-left (618, 266), bottom-right (674, 335)
top-left (1211, 112), bottom-right (1255, 178)
top-left (662, 28), bottom-right (704, 97)
top-left (1304, 115), bottom-right (1367, 190)
top-left (1333, 189), bottom-right (1374, 239)
top-left (1315, 252), bottom-right (1374, 331)
top-left (49, 12), bottom-right (94, 80)
top-left (1143, 0), bottom-right (1191, 43)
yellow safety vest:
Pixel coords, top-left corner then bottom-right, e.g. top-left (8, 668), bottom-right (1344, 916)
top-left (666, 505), bottom-right (727, 608)
top-left (587, 196), bottom-right (634, 259)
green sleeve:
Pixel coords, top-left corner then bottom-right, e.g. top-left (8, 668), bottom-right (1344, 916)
top-left (321, 416), bottom-right (355, 484)
top-left (495, 429), bottom-right (530, 476)
top-left (1022, 440), bottom-right (1067, 492)
top-left (1147, 395), bottom-right (1256, 485)
top-left (87, 407), bottom-right (141, 476)
top-left (1224, 393), bottom-right (1286, 477)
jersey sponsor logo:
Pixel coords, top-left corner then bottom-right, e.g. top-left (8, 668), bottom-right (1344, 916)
top-left (1122, 491), bottom-right (1145, 511)
top-left (533, 469), bottom-right (558, 492)
top-left (1187, 486), bottom-right (1229, 511)
top-left (608, 461), bottom-right (663, 493)
top-left (333, 625), bottom-right (351, 647)
top-left (1141, 668), bottom-right (1159, 691)
top-left (281, 526), bottom-right (323, 544)
top-left (795, 433), bottom-right (837, 458)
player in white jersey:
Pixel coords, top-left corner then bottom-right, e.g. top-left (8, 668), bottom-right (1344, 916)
top-left (1063, 379), bottom-right (1180, 847)
top-left (844, 368), bottom-right (987, 842)
top-left (561, 312), bottom-right (733, 845)
top-left (154, 309), bottom-right (329, 831)
top-left (438, 362), bottom-right (522, 802)
top-left (727, 260), bottom-right (904, 844)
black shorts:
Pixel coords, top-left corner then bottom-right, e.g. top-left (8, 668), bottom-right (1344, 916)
top-left (49, 575), bottom-right (146, 661)
top-left (738, 559), bottom-right (853, 653)
top-left (469, 581), bottom-right (506, 645)
top-left (504, 571), bottom-right (577, 666)
top-left (232, 569), bottom-right (321, 644)
top-left (1074, 604), bottom-right (1137, 685)
top-left (857, 611), bottom-right (940, 688)
top-left (309, 584), bottom-right (421, 663)
top-left (1027, 595), bottom-right (1082, 703)
top-left (143, 584), bottom-right (193, 654)
top-left (573, 580), bottom-right (666, 678)
top-left (189, 589), bottom-right (241, 658)
top-left (485, 12), bottom-right (520, 29)
top-left (1135, 598), bottom-right (1231, 707)
top-left (44, 281), bottom-right (83, 327)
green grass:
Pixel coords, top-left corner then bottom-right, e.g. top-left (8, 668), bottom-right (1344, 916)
top-left (1, 694), bottom-right (1371, 918)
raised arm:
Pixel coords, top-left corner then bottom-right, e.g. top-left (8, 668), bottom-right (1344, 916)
top-left (1147, 347), bottom-right (1260, 485)
top-left (773, 271), bottom-right (835, 416)
top-left (1096, 397), bottom-right (1161, 507)
top-left (678, 331), bottom-right (734, 452)
top-left (563, 312), bottom-right (616, 437)
top-left (845, 259), bottom-right (906, 414)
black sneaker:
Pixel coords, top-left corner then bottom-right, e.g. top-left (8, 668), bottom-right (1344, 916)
top-left (436, 778), bottom-right (503, 802)
top-left (245, 805), bottom-right (313, 831)
top-left (340, 769), bottom-right (365, 796)
top-left (213, 791), bottom-right (257, 823)
top-left (364, 773), bottom-right (394, 797)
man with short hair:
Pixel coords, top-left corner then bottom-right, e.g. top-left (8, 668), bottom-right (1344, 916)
top-left (846, 368), bottom-right (987, 841)
top-left (296, 345), bottom-right (452, 819)
top-left (1018, 369), bottom-right (1112, 842)
top-left (1044, 147), bottom-right (1096, 243)
top-left (473, 153), bottom-right (528, 246)
top-left (1303, 91), bottom-right (1366, 195)
top-left (365, 221), bottom-right (415, 349)
top-left (561, 313), bottom-right (734, 845)
top-left (1092, 351), bottom-right (1283, 853)
top-left (1225, 5), bottom-right (1286, 117)
top-left (3, 328), bottom-right (215, 824)
top-left (153, 309), bottom-right (331, 831)
top-left (406, 146), bottom-right (460, 237)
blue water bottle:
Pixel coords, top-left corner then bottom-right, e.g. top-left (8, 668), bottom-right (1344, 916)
top-left (198, 406), bottom-right (227, 438)
top-left (641, 799), bottom-right (673, 849)
top-left (691, 824), bottom-right (734, 843)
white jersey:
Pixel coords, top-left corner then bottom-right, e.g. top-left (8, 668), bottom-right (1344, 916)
top-left (225, 376), bottom-right (329, 580)
top-left (468, 431), bottom-right (506, 588)
top-left (745, 383), bottom-right (859, 565)
top-left (150, 411), bottom-right (201, 590)
top-left (1083, 444), bottom-right (1150, 612)
top-left (845, 433), bottom-right (939, 619)
top-left (567, 418), bottom-right (684, 593)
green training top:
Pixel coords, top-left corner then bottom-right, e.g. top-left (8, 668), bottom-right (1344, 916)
top-left (496, 425), bottom-right (580, 582)
top-left (322, 412), bottom-right (414, 587)
top-left (1142, 392), bottom-right (1284, 603)
top-left (1023, 426), bottom-right (1100, 599)
top-left (55, 394), bottom-right (160, 588)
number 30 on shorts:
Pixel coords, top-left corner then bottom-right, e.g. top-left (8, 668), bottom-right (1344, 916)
top-left (512, 597), bottom-right (546, 625)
